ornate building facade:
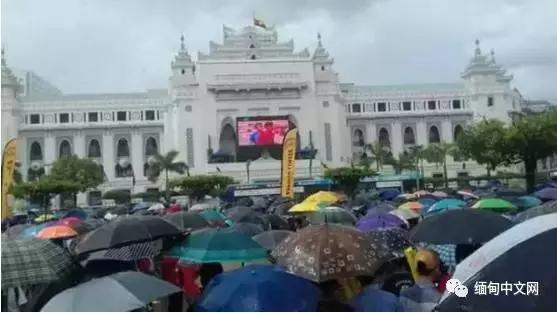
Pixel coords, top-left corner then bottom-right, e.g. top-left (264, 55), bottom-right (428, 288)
top-left (1, 26), bottom-right (547, 206)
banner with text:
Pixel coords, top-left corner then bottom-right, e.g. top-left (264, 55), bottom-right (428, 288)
top-left (280, 128), bottom-right (297, 198)
top-left (2, 139), bottom-right (17, 220)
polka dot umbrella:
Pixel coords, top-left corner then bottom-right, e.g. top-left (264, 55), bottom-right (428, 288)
top-left (272, 224), bottom-right (386, 283)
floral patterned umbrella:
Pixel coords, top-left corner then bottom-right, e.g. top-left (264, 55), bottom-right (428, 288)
top-left (272, 224), bottom-right (386, 283)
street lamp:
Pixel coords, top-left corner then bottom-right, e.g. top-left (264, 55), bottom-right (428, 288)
top-left (246, 159), bottom-right (252, 184)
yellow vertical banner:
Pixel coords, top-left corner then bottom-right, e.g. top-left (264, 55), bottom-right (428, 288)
top-left (280, 128), bottom-right (297, 198)
top-left (2, 138), bottom-right (17, 220)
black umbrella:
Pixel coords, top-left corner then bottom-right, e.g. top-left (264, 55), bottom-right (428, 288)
top-left (41, 271), bottom-right (181, 312)
top-left (226, 223), bottom-right (265, 237)
top-left (85, 240), bottom-right (162, 262)
top-left (252, 230), bottom-right (294, 250)
top-left (163, 211), bottom-right (209, 231)
top-left (267, 198), bottom-right (295, 215)
top-left (437, 213), bottom-right (557, 311)
top-left (365, 229), bottom-right (413, 261)
top-left (227, 207), bottom-right (266, 227)
top-left (262, 214), bottom-right (290, 230)
top-left (409, 209), bottom-right (512, 245)
top-left (514, 200), bottom-right (557, 223)
top-left (74, 216), bottom-right (183, 255)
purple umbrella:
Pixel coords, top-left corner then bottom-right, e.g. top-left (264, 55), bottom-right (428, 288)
top-left (534, 187), bottom-right (557, 201)
top-left (356, 213), bottom-right (407, 232)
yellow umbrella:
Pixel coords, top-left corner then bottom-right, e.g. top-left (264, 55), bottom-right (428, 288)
top-left (289, 200), bottom-right (328, 213)
top-left (34, 214), bottom-right (55, 223)
top-left (303, 191), bottom-right (340, 205)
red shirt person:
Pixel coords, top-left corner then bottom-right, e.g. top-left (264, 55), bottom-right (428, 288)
top-left (256, 122), bottom-right (275, 145)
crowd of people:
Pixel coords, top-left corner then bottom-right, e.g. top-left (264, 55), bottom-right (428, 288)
top-left (2, 183), bottom-right (557, 312)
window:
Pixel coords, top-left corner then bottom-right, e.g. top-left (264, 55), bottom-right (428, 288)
top-left (59, 140), bottom-right (72, 158)
top-left (117, 111), bottom-right (127, 121)
top-left (88, 139), bottom-right (101, 158)
top-left (452, 99), bottom-right (461, 109)
top-left (88, 191), bottom-right (102, 206)
top-left (250, 55), bottom-right (256, 60)
top-left (403, 127), bottom-right (416, 145)
top-left (378, 128), bottom-right (390, 148)
top-left (432, 173), bottom-right (444, 179)
top-left (352, 103), bottom-right (362, 113)
top-left (88, 112), bottom-right (98, 122)
top-left (488, 96), bottom-right (494, 107)
top-left (249, 44), bottom-right (255, 49)
top-left (116, 138), bottom-right (130, 157)
top-left (145, 110), bottom-right (155, 121)
top-left (429, 126), bottom-right (441, 143)
top-left (402, 101), bottom-right (412, 111)
top-left (30, 142), bottom-right (43, 161)
top-left (59, 113), bottom-right (70, 123)
top-left (30, 114), bottom-right (40, 124)
top-left (145, 137), bottom-right (158, 156)
top-left (181, 69), bottom-right (185, 75)
top-left (322, 101), bottom-right (329, 108)
top-left (353, 129), bottom-right (365, 147)
top-left (453, 125), bottom-right (464, 141)
top-left (377, 102), bottom-right (387, 112)
top-left (457, 172), bottom-right (469, 178)
top-left (321, 65), bottom-right (325, 71)
top-left (427, 100), bottom-right (437, 110)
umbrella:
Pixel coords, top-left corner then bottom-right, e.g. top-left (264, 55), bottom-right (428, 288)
top-left (390, 208), bottom-right (420, 220)
top-left (356, 213), bottom-right (407, 232)
top-left (398, 201), bottom-right (424, 212)
top-left (190, 203), bottom-right (216, 212)
top-left (34, 214), bottom-right (56, 223)
top-left (514, 200), bottom-right (557, 223)
top-left (365, 228), bottom-right (413, 261)
top-left (2, 236), bottom-right (75, 289)
top-left (198, 209), bottom-right (227, 225)
top-left (262, 214), bottom-right (289, 230)
top-left (417, 198), bottom-right (437, 209)
top-left (37, 225), bottom-right (78, 239)
top-left (378, 189), bottom-right (400, 201)
top-left (471, 198), bottom-right (517, 212)
top-left (288, 200), bottom-right (328, 213)
top-left (83, 218), bottom-right (106, 229)
top-left (431, 191), bottom-right (448, 198)
top-left (74, 216), bottom-right (183, 255)
top-left (132, 202), bottom-right (151, 212)
top-left (457, 190), bottom-right (479, 199)
top-left (272, 224), bottom-right (385, 282)
top-left (56, 217), bottom-right (82, 227)
top-left (495, 188), bottom-right (527, 197)
top-left (227, 207), bottom-right (266, 227)
top-left (147, 203), bottom-right (164, 212)
top-left (226, 223), bottom-right (265, 237)
top-left (63, 209), bottom-right (88, 220)
top-left (512, 195), bottom-right (542, 210)
top-left (252, 230), bottom-right (295, 250)
top-left (169, 228), bottom-right (267, 263)
top-left (350, 285), bottom-right (401, 312)
top-left (41, 271), bottom-right (181, 312)
top-left (267, 199), bottom-right (295, 215)
top-left (86, 241), bottom-right (161, 262)
top-left (306, 206), bottom-right (357, 225)
top-left (196, 265), bottom-right (320, 312)
top-left (534, 187), bottom-right (557, 201)
top-left (426, 198), bottom-right (466, 215)
top-left (437, 213), bottom-right (557, 311)
top-left (20, 222), bottom-right (56, 238)
top-left (395, 193), bottom-right (417, 201)
top-left (163, 211), bottom-right (209, 231)
top-left (303, 191), bottom-right (341, 204)
top-left (366, 203), bottom-right (396, 215)
top-left (409, 209), bottom-right (513, 245)
top-left (4, 223), bottom-right (31, 238)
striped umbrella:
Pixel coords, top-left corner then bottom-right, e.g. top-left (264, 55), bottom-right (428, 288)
top-left (1, 236), bottom-right (75, 289)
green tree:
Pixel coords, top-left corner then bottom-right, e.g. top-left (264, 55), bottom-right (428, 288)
top-left (323, 166), bottom-right (377, 198)
top-left (12, 177), bottom-right (80, 215)
top-left (456, 119), bottom-right (509, 177)
top-left (148, 150), bottom-right (189, 202)
top-left (49, 155), bottom-right (104, 206)
top-left (506, 110), bottom-right (557, 192)
top-left (171, 175), bottom-right (234, 203)
top-left (102, 189), bottom-right (132, 205)
top-left (423, 142), bottom-right (456, 188)
top-left (364, 142), bottom-right (390, 172)
top-left (385, 152), bottom-right (415, 174)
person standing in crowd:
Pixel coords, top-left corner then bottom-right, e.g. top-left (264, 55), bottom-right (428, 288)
top-left (399, 249), bottom-right (443, 311)
top-left (165, 199), bottom-right (182, 214)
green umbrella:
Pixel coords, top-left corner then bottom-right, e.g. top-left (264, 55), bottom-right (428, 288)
top-left (168, 228), bottom-right (267, 263)
top-left (306, 206), bottom-right (357, 225)
top-left (472, 198), bottom-right (517, 213)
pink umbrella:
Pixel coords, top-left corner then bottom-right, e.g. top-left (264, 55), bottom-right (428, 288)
top-left (56, 217), bottom-right (82, 227)
top-left (457, 190), bottom-right (479, 199)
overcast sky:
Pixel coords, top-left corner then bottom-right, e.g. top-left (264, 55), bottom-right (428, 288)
top-left (2, 0), bottom-right (556, 100)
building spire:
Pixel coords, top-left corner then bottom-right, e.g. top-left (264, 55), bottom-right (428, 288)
top-left (490, 48), bottom-right (496, 63)
top-left (180, 33), bottom-right (185, 51)
top-left (474, 39), bottom-right (481, 56)
top-left (317, 32), bottom-right (322, 48)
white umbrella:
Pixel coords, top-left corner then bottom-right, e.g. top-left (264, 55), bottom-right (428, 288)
top-left (190, 203), bottom-right (214, 212)
top-left (147, 203), bottom-right (164, 211)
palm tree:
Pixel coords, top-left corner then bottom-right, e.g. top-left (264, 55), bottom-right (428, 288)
top-left (386, 153), bottom-right (415, 174)
top-left (423, 142), bottom-right (456, 188)
top-left (149, 150), bottom-right (189, 202)
top-left (364, 142), bottom-right (390, 172)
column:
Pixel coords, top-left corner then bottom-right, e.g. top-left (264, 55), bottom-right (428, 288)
top-left (131, 130), bottom-right (144, 181)
top-left (441, 119), bottom-right (453, 143)
top-left (44, 133), bottom-right (56, 168)
top-left (366, 121), bottom-right (377, 145)
top-left (391, 121), bottom-right (403, 156)
top-left (74, 131), bottom-right (86, 158)
top-left (102, 131), bottom-right (115, 180)
top-left (416, 119), bottom-right (427, 146)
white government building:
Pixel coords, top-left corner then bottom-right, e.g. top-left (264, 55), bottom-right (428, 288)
top-left (1, 24), bottom-right (553, 206)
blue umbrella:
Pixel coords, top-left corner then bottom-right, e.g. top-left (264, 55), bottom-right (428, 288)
top-left (21, 222), bottom-right (55, 238)
top-left (195, 265), bottom-right (320, 312)
top-left (379, 189), bottom-right (400, 201)
top-left (514, 196), bottom-right (542, 210)
top-left (534, 187), bottom-right (557, 201)
top-left (417, 198), bottom-right (437, 211)
top-left (426, 199), bottom-right (466, 215)
top-left (349, 285), bottom-right (401, 311)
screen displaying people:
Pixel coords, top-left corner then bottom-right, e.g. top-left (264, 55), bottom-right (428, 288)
top-left (237, 119), bottom-right (289, 146)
